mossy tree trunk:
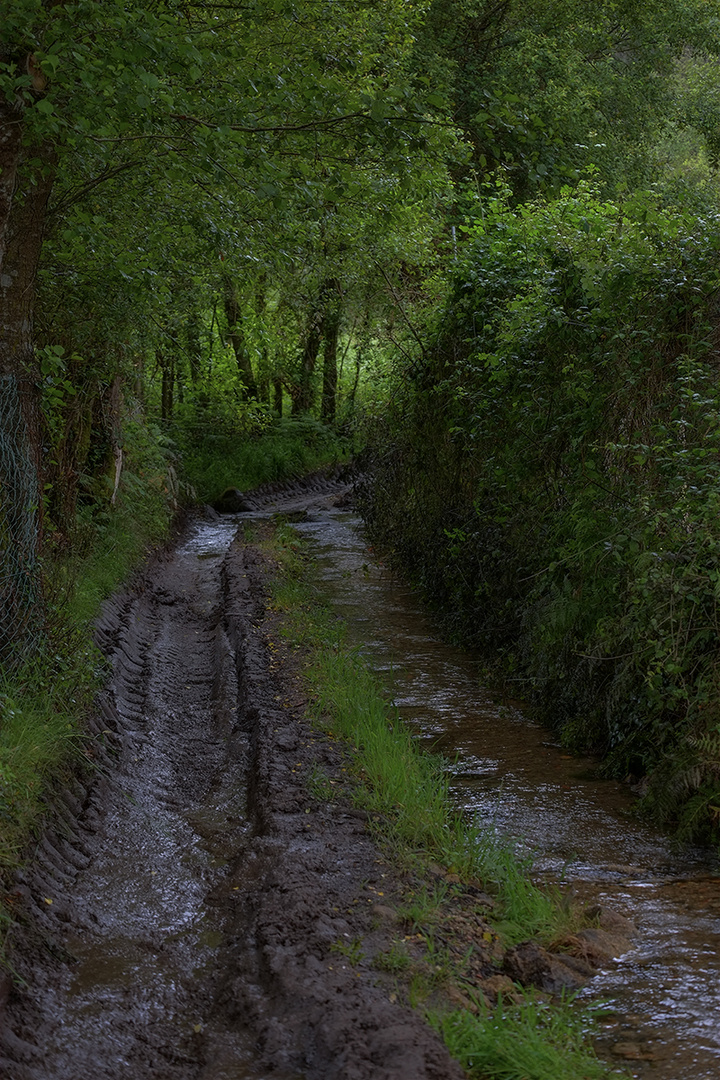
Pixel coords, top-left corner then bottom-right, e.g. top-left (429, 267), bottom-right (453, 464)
top-left (222, 271), bottom-right (258, 400)
top-left (0, 140), bottom-right (56, 656)
top-left (293, 277), bottom-right (340, 416)
top-left (320, 280), bottom-right (341, 424)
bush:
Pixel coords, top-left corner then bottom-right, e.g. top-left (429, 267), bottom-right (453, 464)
top-left (362, 181), bottom-right (720, 841)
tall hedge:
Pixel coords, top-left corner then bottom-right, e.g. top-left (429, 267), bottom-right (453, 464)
top-left (364, 183), bottom-right (720, 841)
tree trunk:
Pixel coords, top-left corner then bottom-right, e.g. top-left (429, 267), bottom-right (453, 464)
top-left (158, 348), bottom-right (174, 420)
top-left (293, 278), bottom-right (338, 416)
top-left (45, 390), bottom-right (95, 536)
top-left (0, 141), bottom-right (57, 658)
top-left (185, 309), bottom-right (203, 385)
top-left (320, 283), bottom-right (341, 424)
top-left (349, 339), bottom-right (363, 411)
top-left (273, 377), bottom-right (283, 416)
top-left (348, 311), bottom-right (371, 413)
top-left (0, 95), bottom-right (25, 271)
top-left (108, 375), bottom-right (124, 506)
top-left (293, 311), bottom-right (323, 415)
top-left (222, 271), bottom-right (258, 400)
top-left (255, 277), bottom-right (270, 404)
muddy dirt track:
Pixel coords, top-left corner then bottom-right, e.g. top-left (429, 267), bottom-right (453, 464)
top-left (0, 475), bottom-right (465, 1080)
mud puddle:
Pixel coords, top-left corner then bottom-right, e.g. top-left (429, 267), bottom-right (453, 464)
top-left (2, 513), bottom-right (256, 1079)
top-left (0, 476), bottom-right (463, 1080)
top-left (291, 508), bottom-right (720, 1080)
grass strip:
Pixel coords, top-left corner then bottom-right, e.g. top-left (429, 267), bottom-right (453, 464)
top-left (271, 560), bottom-right (557, 942)
top-left (433, 1002), bottom-right (612, 1080)
top-left (0, 643), bottom-right (97, 869)
top-left (267, 528), bottom-right (620, 1080)
top-left (0, 496), bottom-right (170, 898)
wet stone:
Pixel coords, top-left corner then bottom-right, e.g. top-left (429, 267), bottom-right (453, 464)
top-left (503, 941), bottom-right (593, 994)
top-left (573, 926), bottom-right (633, 963)
top-left (586, 903), bottom-right (638, 937)
top-left (372, 904), bottom-right (400, 924)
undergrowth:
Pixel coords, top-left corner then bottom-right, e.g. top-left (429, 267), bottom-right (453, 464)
top-left (0, 641), bottom-right (99, 870)
top-left (174, 415), bottom-right (353, 503)
top-left (432, 1001), bottom-right (612, 1080)
top-left (1, 420), bottom-right (173, 876)
top-left (266, 524), bottom-right (616, 1080)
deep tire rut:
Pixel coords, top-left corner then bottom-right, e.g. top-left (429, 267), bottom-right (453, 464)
top-left (0, 479), bottom-right (463, 1080)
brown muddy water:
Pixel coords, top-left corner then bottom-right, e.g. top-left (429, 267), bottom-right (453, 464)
top-left (291, 507), bottom-right (720, 1080)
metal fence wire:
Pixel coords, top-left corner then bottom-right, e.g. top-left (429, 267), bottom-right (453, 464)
top-left (0, 375), bottom-right (39, 665)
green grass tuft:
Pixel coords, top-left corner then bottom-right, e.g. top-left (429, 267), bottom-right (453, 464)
top-left (0, 640), bottom-right (100, 868)
top-left (431, 1000), bottom-right (614, 1080)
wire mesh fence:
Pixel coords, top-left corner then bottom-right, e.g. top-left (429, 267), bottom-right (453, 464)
top-left (0, 375), bottom-right (40, 666)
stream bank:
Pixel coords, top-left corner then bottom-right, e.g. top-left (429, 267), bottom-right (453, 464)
top-left (291, 504), bottom-right (720, 1079)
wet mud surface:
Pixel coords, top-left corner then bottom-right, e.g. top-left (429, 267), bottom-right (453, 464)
top-left (0, 475), bottom-right (464, 1080)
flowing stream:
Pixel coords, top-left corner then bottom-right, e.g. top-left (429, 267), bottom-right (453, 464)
top-left (290, 507), bottom-right (720, 1080)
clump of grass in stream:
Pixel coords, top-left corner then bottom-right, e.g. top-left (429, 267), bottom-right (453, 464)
top-left (432, 999), bottom-right (613, 1080)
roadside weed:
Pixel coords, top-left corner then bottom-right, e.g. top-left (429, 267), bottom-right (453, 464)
top-left (0, 644), bottom-right (99, 868)
top-left (331, 937), bottom-right (365, 965)
top-left (307, 764), bottom-right (336, 802)
top-left (372, 940), bottom-right (411, 974)
top-left (398, 884), bottom-right (449, 932)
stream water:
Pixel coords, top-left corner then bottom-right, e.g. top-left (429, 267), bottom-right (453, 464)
top-left (290, 507), bottom-right (720, 1080)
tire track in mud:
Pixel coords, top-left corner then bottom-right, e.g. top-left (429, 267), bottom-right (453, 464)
top-left (0, 475), bottom-right (463, 1080)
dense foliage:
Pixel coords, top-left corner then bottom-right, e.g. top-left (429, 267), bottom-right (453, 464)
top-left (4, 7), bottom-right (720, 1079)
top-left (363, 183), bottom-right (720, 839)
